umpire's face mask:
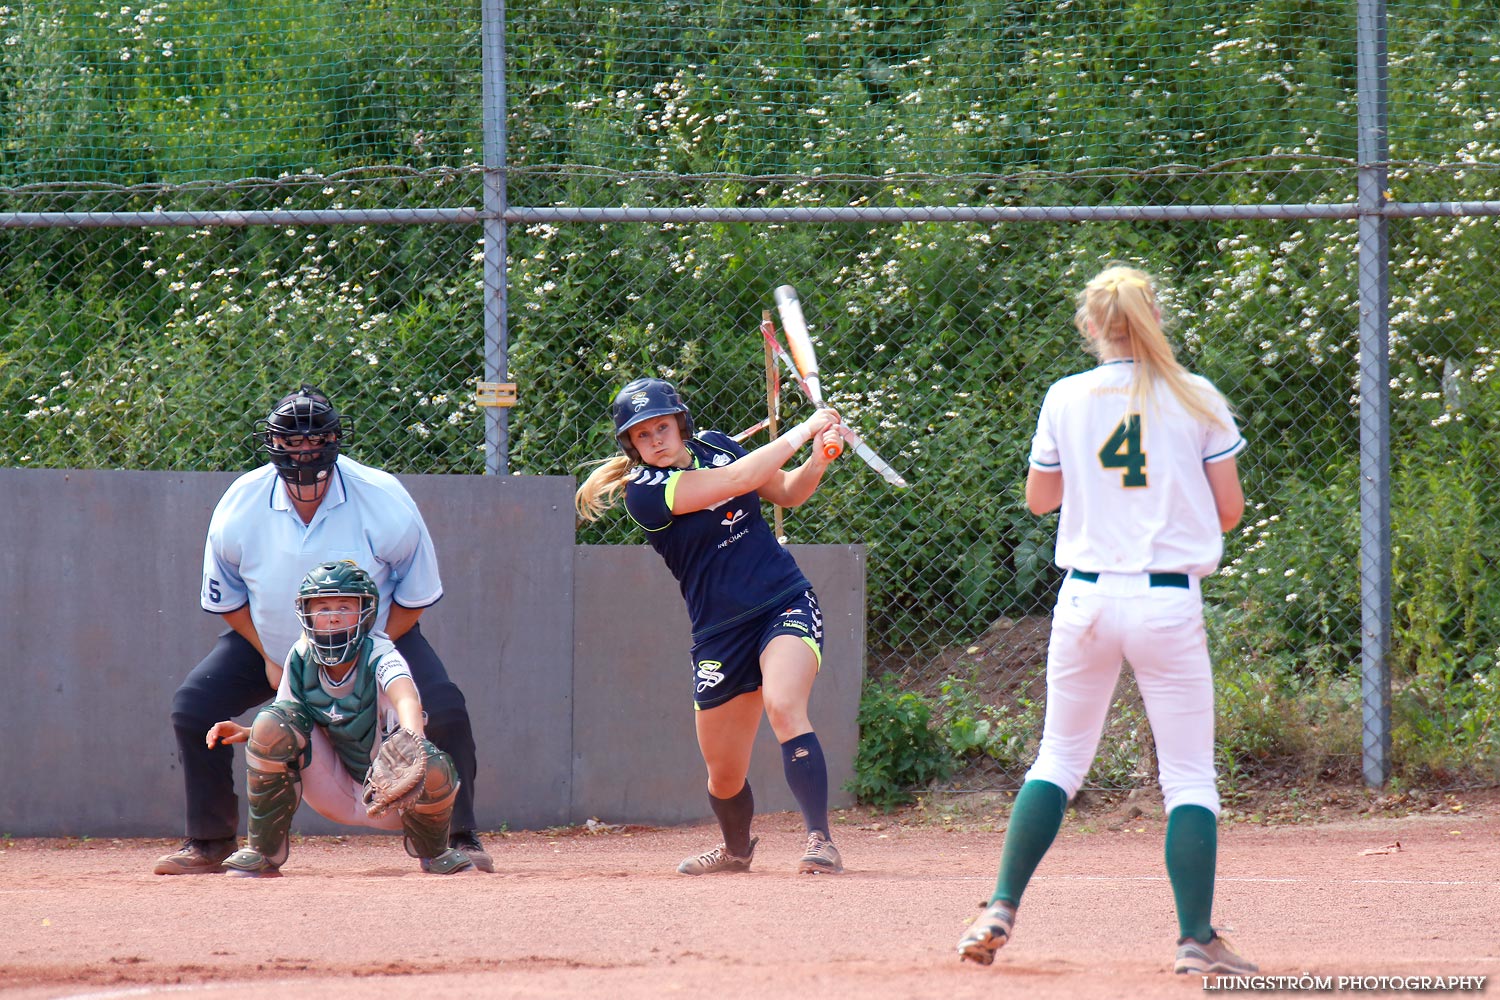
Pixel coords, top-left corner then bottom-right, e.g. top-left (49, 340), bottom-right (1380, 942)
top-left (270, 433), bottom-right (339, 503)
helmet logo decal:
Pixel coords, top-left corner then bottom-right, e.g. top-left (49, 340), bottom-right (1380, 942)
top-left (630, 391), bottom-right (651, 411)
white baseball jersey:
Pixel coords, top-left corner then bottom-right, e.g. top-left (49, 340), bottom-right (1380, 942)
top-left (1028, 359), bottom-right (1245, 578)
top-left (201, 455), bottom-right (444, 665)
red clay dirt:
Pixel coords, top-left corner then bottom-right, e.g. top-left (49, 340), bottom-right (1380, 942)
top-left (2, 801), bottom-right (1497, 1000)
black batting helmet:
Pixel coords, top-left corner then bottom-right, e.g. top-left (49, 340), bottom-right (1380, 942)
top-left (611, 377), bottom-right (694, 460)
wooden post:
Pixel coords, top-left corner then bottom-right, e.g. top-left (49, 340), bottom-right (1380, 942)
top-left (764, 309), bottom-right (785, 542)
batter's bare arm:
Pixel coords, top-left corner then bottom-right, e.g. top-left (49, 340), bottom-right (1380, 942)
top-left (759, 425), bottom-right (841, 507)
top-left (220, 605), bottom-right (284, 690)
top-left (670, 409), bottom-right (839, 514)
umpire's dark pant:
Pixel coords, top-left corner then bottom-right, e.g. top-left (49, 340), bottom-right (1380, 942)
top-left (169, 623), bottom-right (479, 841)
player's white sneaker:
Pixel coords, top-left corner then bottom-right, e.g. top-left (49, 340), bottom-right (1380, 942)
top-left (1174, 930), bottom-right (1258, 975)
top-left (676, 836), bottom-right (758, 875)
top-left (797, 831), bottom-right (844, 874)
top-left (957, 899), bottom-right (1017, 965)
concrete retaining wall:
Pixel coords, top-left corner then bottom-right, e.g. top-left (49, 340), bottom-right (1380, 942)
top-left (0, 469), bottom-right (863, 836)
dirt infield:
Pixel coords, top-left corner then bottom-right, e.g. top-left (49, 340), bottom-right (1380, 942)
top-left (3, 802), bottom-right (1498, 1000)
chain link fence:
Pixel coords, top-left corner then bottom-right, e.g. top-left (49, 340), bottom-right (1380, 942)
top-left (5, 1), bottom-right (1500, 795)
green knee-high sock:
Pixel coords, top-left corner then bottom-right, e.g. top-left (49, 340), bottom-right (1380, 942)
top-left (1165, 804), bottom-right (1217, 943)
top-left (992, 779), bottom-right (1068, 906)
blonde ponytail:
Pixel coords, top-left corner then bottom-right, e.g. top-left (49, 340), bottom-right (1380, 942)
top-left (1074, 265), bottom-right (1228, 430)
top-left (575, 455), bottom-right (636, 522)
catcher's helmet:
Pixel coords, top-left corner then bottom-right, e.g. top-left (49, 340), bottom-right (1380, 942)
top-left (611, 377), bottom-right (694, 460)
top-left (295, 560), bottom-right (380, 667)
top-left (263, 384), bottom-right (346, 501)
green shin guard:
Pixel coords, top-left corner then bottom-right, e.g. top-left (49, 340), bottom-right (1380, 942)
top-left (402, 747), bottom-right (461, 861)
top-left (244, 764), bottom-right (302, 867)
top-left (244, 704), bottom-right (311, 868)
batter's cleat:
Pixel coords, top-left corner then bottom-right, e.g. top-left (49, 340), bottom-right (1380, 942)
top-left (449, 831), bottom-right (493, 873)
top-left (420, 847), bottom-right (477, 875)
top-left (797, 830), bottom-right (844, 874)
top-left (1174, 930), bottom-right (1258, 975)
top-left (152, 837), bottom-right (238, 875)
top-left (957, 899), bottom-right (1017, 966)
top-left (676, 836), bottom-right (758, 875)
top-left (221, 848), bottom-right (282, 878)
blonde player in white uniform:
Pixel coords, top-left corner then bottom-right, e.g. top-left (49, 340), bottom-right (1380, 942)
top-left (957, 264), bottom-right (1256, 975)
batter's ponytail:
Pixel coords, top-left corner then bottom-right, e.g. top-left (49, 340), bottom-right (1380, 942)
top-left (575, 455), bottom-right (636, 522)
top-left (1074, 265), bottom-right (1228, 431)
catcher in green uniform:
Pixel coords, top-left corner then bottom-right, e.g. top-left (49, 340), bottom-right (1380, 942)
top-left (205, 560), bottom-right (477, 876)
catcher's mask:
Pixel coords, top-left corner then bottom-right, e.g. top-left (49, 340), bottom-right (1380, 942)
top-left (295, 560), bottom-right (380, 667)
top-left (263, 384), bottom-right (347, 502)
top-left (611, 377), bottom-right (694, 461)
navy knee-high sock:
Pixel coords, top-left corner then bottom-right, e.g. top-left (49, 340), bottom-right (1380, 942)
top-left (781, 731), bottom-right (830, 838)
top-left (709, 781), bottom-right (755, 857)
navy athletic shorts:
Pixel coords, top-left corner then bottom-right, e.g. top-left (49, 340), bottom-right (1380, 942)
top-left (689, 589), bottom-right (824, 710)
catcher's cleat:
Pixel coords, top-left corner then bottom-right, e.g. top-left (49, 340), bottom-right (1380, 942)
top-left (676, 836), bottom-right (758, 875)
top-left (449, 831), bottom-right (493, 873)
top-left (420, 847), bottom-right (477, 875)
top-left (797, 830), bottom-right (844, 874)
top-left (1174, 930), bottom-right (1258, 975)
top-left (957, 899), bottom-right (1017, 966)
top-left (152, 837), bottom-right (238, 876)
top-left (222, 848), bottom-right (282, 878)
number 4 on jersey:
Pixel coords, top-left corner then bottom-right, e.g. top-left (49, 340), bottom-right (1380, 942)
top-left (1099, 414), bottom-right (1147, 487)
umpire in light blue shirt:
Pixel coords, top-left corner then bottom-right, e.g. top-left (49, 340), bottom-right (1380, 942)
top-left (155, 385), bottom-right (492, 875)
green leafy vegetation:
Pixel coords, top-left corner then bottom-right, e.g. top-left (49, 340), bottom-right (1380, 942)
top-left (5, 2), bottom-right (1500, 799)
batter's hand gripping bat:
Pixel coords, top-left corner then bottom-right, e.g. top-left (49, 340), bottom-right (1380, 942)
top-left (768, 286), bottom-right (909, 488)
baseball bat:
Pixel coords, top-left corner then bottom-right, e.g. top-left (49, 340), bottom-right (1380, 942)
top-left (773, 284), bottom-right (843, 460)
top-left (760, 306), bottom-right (909, 489)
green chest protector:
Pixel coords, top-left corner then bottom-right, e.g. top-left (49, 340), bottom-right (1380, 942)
top-left (286, 639), bottom-right (380, 781)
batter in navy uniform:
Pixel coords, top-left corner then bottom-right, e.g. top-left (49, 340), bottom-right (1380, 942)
top-left (576, 377), bottom-right (847, 875)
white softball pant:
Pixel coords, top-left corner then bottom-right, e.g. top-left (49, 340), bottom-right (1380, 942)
top-left (297, 726), bottom-right (404, 832)
top-left (1024, 571), bottom-right (1221, 816)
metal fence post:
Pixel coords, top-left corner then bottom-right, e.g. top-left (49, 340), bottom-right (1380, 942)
top-left (482, 0), bottom-right (510, 474)
top-left (1357, 0), bottom-right (1392, 788)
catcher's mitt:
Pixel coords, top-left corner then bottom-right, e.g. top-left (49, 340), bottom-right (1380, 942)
top-left (362, 728), bottom-right (430, 817)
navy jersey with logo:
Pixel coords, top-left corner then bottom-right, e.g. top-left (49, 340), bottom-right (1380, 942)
top-left (624, 430), bottom-right (811, 641)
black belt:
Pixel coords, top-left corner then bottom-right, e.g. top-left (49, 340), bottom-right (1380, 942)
top-left (1067, 569), bottom-right (1189, 589)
